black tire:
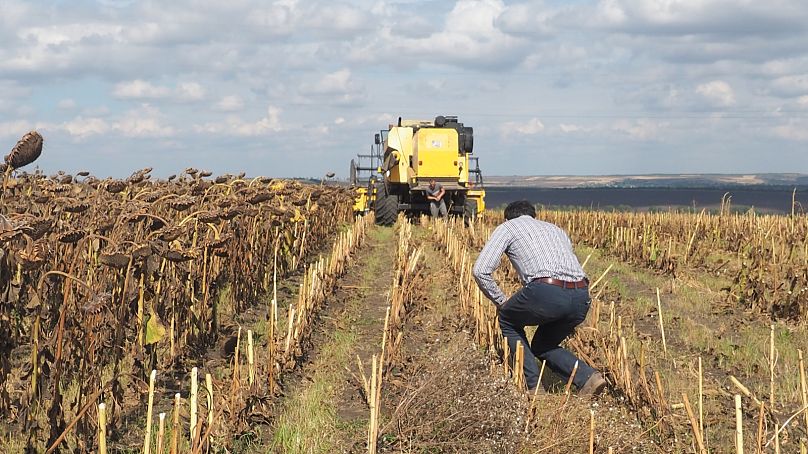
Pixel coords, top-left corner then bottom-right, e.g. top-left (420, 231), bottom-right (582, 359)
top-left (374, 186), bottom-right (398, 226)
top-left (464, 198), bottom-right (478, 226)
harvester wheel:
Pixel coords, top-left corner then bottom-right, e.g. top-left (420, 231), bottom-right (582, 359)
top-left (463, 199), bottom-right (478, 226)
top-left (374, 188), bottom-right (398, 226)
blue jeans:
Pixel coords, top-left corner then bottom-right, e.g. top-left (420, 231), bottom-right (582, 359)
top-left (498, 280), bottom-right (595, 389)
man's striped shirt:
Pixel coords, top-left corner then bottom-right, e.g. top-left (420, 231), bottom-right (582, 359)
top-left (472, 215), bottom-right (587, 306)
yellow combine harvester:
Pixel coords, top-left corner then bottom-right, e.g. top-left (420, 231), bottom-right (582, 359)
top-left (369, 115), bottom-right (486, 226)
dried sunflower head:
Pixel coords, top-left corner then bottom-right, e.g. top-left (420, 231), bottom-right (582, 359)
top-left (127, 167), bottom-right (152, 184)
top-left (99, 253), bottom-right (130, 269)
top-left (0, 229), bottom-right (22, 244)
top-left (5, 131), bottom-right (43, 169)
top-left (197, 212), bottom-right (219, 224)
top-left (162, 249), bottom-right (197, 263)
top-left (191, 180), bottom-right (212, 195)
top-left (64, 201), bottom-right (91, 214)
top-left (247, 192), bottom-right (273, 205)
top-left (219, 207), bottom-right (242, 220)
top-left (95, 217), bottom-right (116, 233)
top-left (205, 233), bottom-right (232, 250)
top-left (50, 184), bottom-right (71, 194)
top-left (168, 196), bottom-right (195, 211)
top-left (158, 226), bottom-right (184, 242)
top-left (23, 218), bottom-right (53, 240)
top-left (131, 244), bottom-right (153, 261)
top-left (105, 180), bottom-right (127, 194)
top-left (269, 206), bottom-right (288, 216)
top-left (17, 241), bottom-right (50, 269)
top-left (141, 192), bottom-right (161, 203)
top-left (58, 230), bottom-right (86, 244)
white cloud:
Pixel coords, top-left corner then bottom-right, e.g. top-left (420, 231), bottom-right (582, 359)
top-left (62, 117), bottom-right (109, 139)
top-left (2, 0), bottom-right (808, 176)
top-left (215, 95), bottom-right (244, 112)
top-left (114, 80), bottom-right (172, 99)
top-left (773, 119), bottom-right (808, 141)
top-left (233, 105), bottom-right (283, 136)
top-left (298, 69), bottom-right (365, 105)
top-left (500, 118), bottom-right (545, 135)
top-left (0, 120), bottom-right (35, 138)
top-left (177, 82), bottom-right (206, 101)
top-left (57, 99), bottom-right (77, 110)
top-left (770, 74), bottom-right (808, 97)
top-left (612, 119), bottom-right (668, 140)
top-left (195, 105), bottom-right (284, 137)
top-left (349, 0), bottom-right (529, 69)
top-left (113, 105), bottom-right (174, 138)
top-left (304, 4), bottom-right (369, 37)
top-left (496, 1), bottom-right (556, 37)
top-left (114, 79), bottom-right (207, 102)
top-left (594, 0), bottom-right (808, 36)
top-left (696, 80), bottom-right (736, 106)
top-left (559, 123), bottom-right (586, 133)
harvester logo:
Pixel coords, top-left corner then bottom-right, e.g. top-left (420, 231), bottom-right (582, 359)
top-left (431, 140), bottom-right (442, 148)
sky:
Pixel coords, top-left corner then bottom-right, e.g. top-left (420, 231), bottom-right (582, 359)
top-left (1, 0), bottom-right (808, 178)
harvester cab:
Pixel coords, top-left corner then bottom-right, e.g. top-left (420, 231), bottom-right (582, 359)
top-left (372, 115), bottom-right (485, 226)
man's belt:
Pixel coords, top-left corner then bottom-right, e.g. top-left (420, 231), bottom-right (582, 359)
top-left (532, 277), bottom-right (589, 289)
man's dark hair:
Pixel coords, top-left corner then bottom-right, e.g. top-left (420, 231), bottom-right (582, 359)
top-left (504, 200), bottom-right (536, 221)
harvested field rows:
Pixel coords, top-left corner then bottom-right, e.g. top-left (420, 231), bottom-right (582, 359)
top-left (2, 172), bottom-right (807, 453)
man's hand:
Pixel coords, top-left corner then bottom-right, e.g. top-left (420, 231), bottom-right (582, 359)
top-left (495, 296), bottom-right (509, 311)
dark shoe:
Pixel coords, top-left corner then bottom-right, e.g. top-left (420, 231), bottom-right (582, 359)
top-left (579, 372), bottom-right (607, 396)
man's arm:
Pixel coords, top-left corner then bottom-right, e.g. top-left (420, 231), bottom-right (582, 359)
top-left (472, 225), bottom-right (512, 306)
top-left (435, 186), bottom-right (445, 200)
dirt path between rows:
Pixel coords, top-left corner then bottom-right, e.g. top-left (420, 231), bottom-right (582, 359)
top-left (265, 221), bottom-right (665, 453)
top-left (267, 224), bottom-right (395, 453)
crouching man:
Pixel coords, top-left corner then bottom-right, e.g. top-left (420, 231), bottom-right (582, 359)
top-left (425, 179), bottom-right (447, 218)
top-left (472, 200), bottom-right (606, 395)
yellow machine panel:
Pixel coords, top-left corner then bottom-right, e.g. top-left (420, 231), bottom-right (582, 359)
top-left (468, 188), bottom-right (486, 214)
top-left (352, 186), bottom-right (369, 213)
top-left (413, 128), bottom-right (458, 179)
top-left (384, 126), bottom-right (414, 184)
